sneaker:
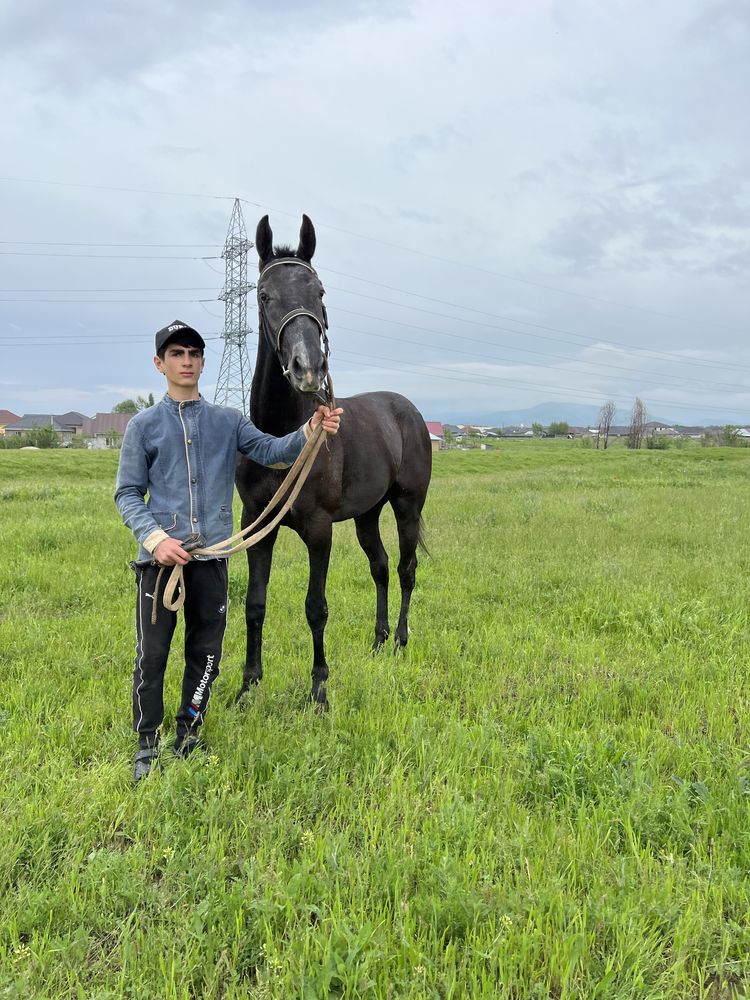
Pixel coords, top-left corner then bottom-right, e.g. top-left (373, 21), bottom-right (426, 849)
top-left (173, 733), bottom-right (206, 759)
top-left (133, 747), bottom-right (159, 783)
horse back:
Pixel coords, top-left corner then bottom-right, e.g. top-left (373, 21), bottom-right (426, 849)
top-left (327, 391), bottom-right (431, 520)
top-left (236, 391), bottom-right (431, 524)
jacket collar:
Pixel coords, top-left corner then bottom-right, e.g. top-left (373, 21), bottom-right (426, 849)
top-left (160, 393), bottom-right (204, 411)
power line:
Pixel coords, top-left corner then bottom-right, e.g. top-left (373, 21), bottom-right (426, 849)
top-left (0, 251), bottom-right (221, 260)
top-left (0, 173), bottom-right (736, 330)
top-left (2, 290), bottom-right (748, 394)
top-left (1, 251), bottom-right (744, 378)
top-left (2, 328), bottom-right (747, 418)
top-left (0, 241), bottom-right (221, 248)
top-left (2, 284), bottom-right (748, 394)
top-left (0, 175), bottom-right (234, 200)
top-left (0, 287), bottom-right (217, 292)
top-left (333, 324), bottom-right (750, 396)
top-left (331, 348), bottom-right (750, 417)
top-left (320, 273), bottom-right (750, 377)
top-left (333, 304), bottom-right (750, 382)
top-left (0, 297), bottom-right (211, 303)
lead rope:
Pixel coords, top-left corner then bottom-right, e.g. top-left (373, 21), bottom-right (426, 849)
top-left (160, 372), bottom-right (335, 616)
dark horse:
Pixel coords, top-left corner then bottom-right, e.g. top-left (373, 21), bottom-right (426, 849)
top-left (234, 214), bottom-right (432, 707)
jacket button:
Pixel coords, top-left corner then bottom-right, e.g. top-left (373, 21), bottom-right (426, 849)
top-left (192, 517), bottom-right (198, 523)
top-left (191, 478), bottom-right (197, 484)
top-left (187, 438), bottom-right (192, 444)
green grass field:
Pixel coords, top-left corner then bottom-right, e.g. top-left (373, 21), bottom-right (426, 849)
top-left (2, 443), bottom-right (750, 999)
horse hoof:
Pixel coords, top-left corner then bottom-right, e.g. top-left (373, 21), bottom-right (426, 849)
top-left (310, 687), bottom-right (328, 713)
top-left (233, 682), bottom-right (259, 707)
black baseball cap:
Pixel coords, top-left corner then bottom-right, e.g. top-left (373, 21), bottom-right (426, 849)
top-left (154, 320), bottom-right (206, 354)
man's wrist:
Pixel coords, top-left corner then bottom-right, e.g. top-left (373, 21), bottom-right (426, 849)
top-left (144, 529), bottom-right (170, 554)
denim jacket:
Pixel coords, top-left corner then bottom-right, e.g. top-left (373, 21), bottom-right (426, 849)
top-left (115, 394), bottom-right (308, 563)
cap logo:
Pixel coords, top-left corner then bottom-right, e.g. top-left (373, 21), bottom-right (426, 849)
top-left (167, 323), bottom-right (185, 332)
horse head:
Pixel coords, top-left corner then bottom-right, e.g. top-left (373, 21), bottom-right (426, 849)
top-left (255, 214), bottom-right (329, 395)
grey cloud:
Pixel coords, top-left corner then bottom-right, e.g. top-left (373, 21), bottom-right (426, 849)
top-left (684, 0), bottom-right (750, 49)
top-left (396, 208), bottom-right (442, 225)
top-left (546, 178), bottom-right (750, 276)
top-left (1, 0), bottom-right (413, 89)
top-left (149, 145), bottom-right (205, 157)
top-left (391, 125), bottom-right (465, 157)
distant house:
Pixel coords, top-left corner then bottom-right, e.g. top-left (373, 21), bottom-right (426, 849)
top-left (645, 422), bottom-right (679, 438)
top-left (500, 426), bottom-right (533, 438)
top-left (4, 411), bottom-right (88, 444)
top-left (80, 412), bottom-right (135, 449)
top-left (0, 409), bottom-right (20, 436)
top-left (424, 420), bottom-right (445, 453)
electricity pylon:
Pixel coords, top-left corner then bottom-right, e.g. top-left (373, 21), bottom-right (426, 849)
top-left (213, 198), bottom-right (254, 413)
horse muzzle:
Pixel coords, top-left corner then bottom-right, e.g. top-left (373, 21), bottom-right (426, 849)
top-left (282, 350), bottom-right (327, 394)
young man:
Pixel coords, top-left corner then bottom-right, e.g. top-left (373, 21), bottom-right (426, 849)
top-left (115, 320), bottom-right (342, 782)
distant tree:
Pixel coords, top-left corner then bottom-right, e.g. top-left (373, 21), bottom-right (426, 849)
top-left (548, 421), bottom-right (569, 437)
top-left (627, 397), bottom-right (646, 449)
top-left (597, 401), bottom-right (616, 450)
top-left (0, 425), bottom-right (61, 449)
top-left (113, 399), bottom-right (138, 414)
top-left (136, 393), bottom-right (155, 410)
top-left (719, 425), bottom-right (740, 447)
top-left (531, 422), bottom-right (544, 437)
top-left (443, 428), bottom-right (455, 447)
top-left (465, 426), bottom-right (481, 447)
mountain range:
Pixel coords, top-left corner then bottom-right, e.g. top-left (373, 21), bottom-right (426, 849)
top-left (435, 402), bottom-right (747, 428)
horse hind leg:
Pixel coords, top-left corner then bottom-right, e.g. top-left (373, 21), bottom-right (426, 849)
top-left (354, 505), bottom-right (390, 652)
top-left (390, 496), bottom-right (426, 652)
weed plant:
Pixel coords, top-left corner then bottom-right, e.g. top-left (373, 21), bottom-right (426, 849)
top-left (1, 444), bottom-right (750, 998)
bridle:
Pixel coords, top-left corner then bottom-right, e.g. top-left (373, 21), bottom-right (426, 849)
top-left (257, 258), bottom-right (331, 397)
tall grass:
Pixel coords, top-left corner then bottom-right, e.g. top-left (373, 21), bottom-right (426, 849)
top-left (1, 444), bottom-right (750, 998)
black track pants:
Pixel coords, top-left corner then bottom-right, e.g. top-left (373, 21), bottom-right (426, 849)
top-left (132, 559), bottom-right (229, 747)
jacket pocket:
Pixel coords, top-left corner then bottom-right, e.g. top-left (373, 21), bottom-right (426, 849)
top-left (150, 511), bottom-right (177, 531)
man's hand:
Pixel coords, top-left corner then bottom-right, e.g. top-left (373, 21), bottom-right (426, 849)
top-left (310, 405), bottom-right (344, 435)
top-left (154, 537), bottom-right (191, 566)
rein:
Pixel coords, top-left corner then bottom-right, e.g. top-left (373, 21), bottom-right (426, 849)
top-left (155, 256), bottom-right (334, 620)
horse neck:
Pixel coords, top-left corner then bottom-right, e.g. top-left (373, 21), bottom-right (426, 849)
top-left (250, 338), bottom-right (314, 435)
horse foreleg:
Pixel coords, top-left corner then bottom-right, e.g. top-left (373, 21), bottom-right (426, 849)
top-left (237, 529), bottom-right (278, 703)
top-left (303, 524), bottom-right (332, 707)
top-left (354, 506), bottom-right (390, 651)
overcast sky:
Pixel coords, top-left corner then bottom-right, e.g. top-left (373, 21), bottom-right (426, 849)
top-left (1, 0), bottom-right (748, 424)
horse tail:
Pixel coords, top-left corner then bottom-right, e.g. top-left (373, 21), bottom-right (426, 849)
top-left (417, 515), bottom-right (430, 557)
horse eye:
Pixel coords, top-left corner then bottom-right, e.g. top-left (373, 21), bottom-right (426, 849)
top-left (259, 290), bottom-right (270, 303)
top-left (319, 288), bottom-right (325, 298)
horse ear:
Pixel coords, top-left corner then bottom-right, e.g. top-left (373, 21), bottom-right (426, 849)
top-left (297, 214), bottom-right (316, 261)
top-left (256, 215), bottom-right (273, 264)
